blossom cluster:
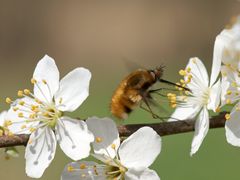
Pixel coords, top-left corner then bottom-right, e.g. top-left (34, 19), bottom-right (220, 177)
top-left (0, 15), bottom-right (239, 180)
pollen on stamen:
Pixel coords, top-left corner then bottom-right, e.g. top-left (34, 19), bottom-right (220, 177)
top-left (17, 90), bottom-right (24, 97)
top-left (231, 81), bottom-right (237, 88)
top-left (215, 106), bottom-right (221, 113)
top-left (28, 139), bottom-right (33, 144)
top-left (19, 101), bottom-right (25, 106)
top-left (186, 67), bottom-right (191, 73)
top-left (5, 97), bottom-right (12, 104)
top-left (179, 69), bottom-right (187, 76)
top-left (227, 90), bottom-right (232, 95)
top-left (21, 124), bottom-right (27, 129)
top-left (96, 137), bottom-right (103, 143)
top-left (29, 127), bottom-right (36, 133)
top-left (42, 79), bottom-right (47, 84)
top-left (80, 163), bottom-right (87, 169)
top-left (18, 112), bottom-right (24, 118)
top-left (24, 89), bottom-right (31, 95)
top-left (67, 165), bottom-right (75, 172)
top-left (225, 113), bottom-right (231, 120)
top-left (31, 78), bottom-right (37, 84)
top-left (226, 99), bottom-right (232, 105)
top-left (13, 107), bottom-right (19, 112)
top-left (111, 144), bottom-right (116, 150)
top-left (4, 120), bottom-right (12, 127)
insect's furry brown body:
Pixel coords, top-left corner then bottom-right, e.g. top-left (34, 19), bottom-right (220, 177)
top-left (111, 68), bottom-right (163, 119)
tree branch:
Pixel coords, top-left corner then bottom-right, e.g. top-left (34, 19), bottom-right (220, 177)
top-left (0, 112), bottom-right (226, 148)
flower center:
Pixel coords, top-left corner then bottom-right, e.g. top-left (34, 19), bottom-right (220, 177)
top-left (5, 78), bottom-right (63, 133)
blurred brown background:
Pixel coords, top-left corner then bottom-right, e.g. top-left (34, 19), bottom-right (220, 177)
top-left (0, 1), bottom-right (240, 180)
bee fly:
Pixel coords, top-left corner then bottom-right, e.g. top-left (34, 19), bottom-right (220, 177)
top-left (110, 66), bottom-right (189, 120)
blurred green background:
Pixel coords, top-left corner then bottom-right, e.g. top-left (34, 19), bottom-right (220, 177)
top-left (0, 1), bottom-right (240, 179)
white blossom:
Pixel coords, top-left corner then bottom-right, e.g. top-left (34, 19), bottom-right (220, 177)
top-left (5, 55), bottom-right (94, 178)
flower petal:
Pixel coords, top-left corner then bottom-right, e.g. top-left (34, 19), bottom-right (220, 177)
top-left (55, 117), bottom-right (94, 161)
top-left (86, 117), bottom-right (120, 158)
top-left (168, 104), bottom-right (201, 121)
top-left (125, 168), bottom-right (160, 180)
top-left (119, 127), bottom-right (161, 169)
top-left (55, 68), bottom-right (91, 112)
top-left (25, 127), bottom-right (56, 178)
top-left (0, 111), bottom-right (7, 126)
top-left (61, 161), bottom-right (106, 180)
top-left (6, 97), bottom-right (39, 134)
top-left (190, 107), bottom-right (209, 156)
top-left (225, 102), bottom-right (240, 146)
top-left (210, 35), bottom-right (224, 86)
top-left (33, 55), bottom-right (60, 103)
top-left (207, 79), bottom-right (221, 111)
top-left (185, 57), bottom-right (209, 90)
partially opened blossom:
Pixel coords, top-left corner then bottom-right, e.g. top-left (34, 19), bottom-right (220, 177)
top-left (5, 55), bottom-right (94, 178)
top-left (61, 117), bottom-right (161, 180)
top-left (169, 57), bottom-right (221, 156)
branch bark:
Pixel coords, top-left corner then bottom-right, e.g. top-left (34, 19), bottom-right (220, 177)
top-left (0, 112), bottom-right (226, 148)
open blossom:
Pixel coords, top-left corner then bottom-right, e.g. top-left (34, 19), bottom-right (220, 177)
top-left (169, 57), bottom-right (221, 156)
top-left (61, 117), bottom-right (161, 180)
top-left (5, 55), bottom-right (94, 178)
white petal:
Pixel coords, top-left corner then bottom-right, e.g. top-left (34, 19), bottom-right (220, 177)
top-left (125, 168), bottom-right (160, 180)
top-left (186, 57), bottom-right (209, 89)
top-left (210, 35), bottom-right (224, 86)
top-left (6, 98), bottom-right (39, 134)
top-left (55, 117), bottom-right (94, 161)
top-left (207, 79), bottom-right (221, 111)
top-left (0, 111), bottom-right (7, 126)
top-left (119, 127), bottom-right (161, 169)
top-left (33, 55), bottom-right (60, 103)
top-left (25, 127), bottom-right (56, 178)
top-left (169, 105), bottom-right (201, 121)
top-left (225, 103), bottom-right (240, 146)
top-left (190, 107), bottom-right (209, 156)
top-left (86, 117), bottom-right (120, 158)
top-left (55, 68), bottom-right (91, 112)
top-left (61, 161), bottom-right (106, 180)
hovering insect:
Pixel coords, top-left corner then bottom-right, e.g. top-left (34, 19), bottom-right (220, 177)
top-left (110, 66), bottom-right (188, 120)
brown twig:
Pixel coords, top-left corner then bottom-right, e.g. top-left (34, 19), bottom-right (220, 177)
top-left (0, 112), bottom-right (226, 148)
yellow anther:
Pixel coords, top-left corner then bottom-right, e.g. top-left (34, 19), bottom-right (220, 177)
top-left (24, 89), bottom-right (31, 95)
top-left (225, 113), bottom-right (231, 120)
top-left (226, 90), bottom-right (232, 95)
top-left (80, 163), bottom-right (86, 169)
top-left (35, 99), bottom-right (42, 104)
top-left (236, 106), bottom-right (240, 111)
top-left (231, 81), bottom-right (237, 88)
top-left (67, 165), bottom-right (75, 172)
top-left (111, 144), bottom-right (116, 150)
top-left (19, 101), bottom-right (25, 106)
top-left (222, 72), bottom-right (227, 77)
top-left (18, 112), bottom-right (24, 118)
top-left (42, 79), bottom-right (47, 84)
top-left (171, 103), bottom-right (177, 108)
top-left (180, 79), bottom-right (185, 84)
top-left (4, 120), bottom-right (12, 127)
top-left (21, 125), bottom-right (27, 129)
top-left (179, 69), bottom-right (187, 76)
top-left (96, 137), bottom-right (103, 143)
top-left (186, 67), bottom-right (191, 73)
top-left (81, 174), bottom-right (86, 178)
top-left (13, 107), bottom-right (19, 112)
top-left (29, 114), bottom-right (36, 119)
top-left (31, 78), bottom-right (37, 84)
top-left (29, 127), bottom-right (36, 133)
top-left (5, 97), bottom-right (12, 104)
top-left (0, 129), bottom-right (4, 136)
top-left (215, 106), bottom-right (221, 113)
top-left (17, 90), bottom-right (24, 97)
top-left (226, 99), bottom-right (232, 105)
